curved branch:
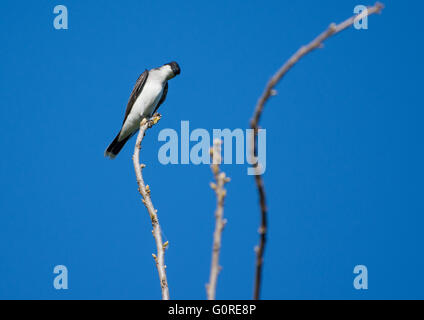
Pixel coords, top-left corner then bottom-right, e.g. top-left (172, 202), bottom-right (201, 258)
top-left (250, 2), bottom-right (384, 300)
top-left (132, 114), bottom-right (170, 300)
top-left (206, 139), bottom-right (230, 300)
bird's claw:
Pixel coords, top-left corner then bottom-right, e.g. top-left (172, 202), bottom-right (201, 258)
top-left (150, 113), bottom-right (162, 125)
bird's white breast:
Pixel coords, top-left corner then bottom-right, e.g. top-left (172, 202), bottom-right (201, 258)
top-left (133, 80), bottom-right (163, 117)
top-left (119, 78), bottom-right (164, 140)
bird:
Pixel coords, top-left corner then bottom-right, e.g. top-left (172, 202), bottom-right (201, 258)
top-left (105, 61), bottom-right (181, 159)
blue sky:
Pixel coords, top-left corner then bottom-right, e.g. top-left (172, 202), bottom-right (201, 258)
top-left (0, 0), bottom-right (423, 299)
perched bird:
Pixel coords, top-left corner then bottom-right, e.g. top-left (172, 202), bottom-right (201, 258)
top-left (105, 61), bottom-right (181, 159)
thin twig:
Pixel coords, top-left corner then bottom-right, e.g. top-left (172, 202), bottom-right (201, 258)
top-left (132, 114), bottom-right (170, 300)
top-left (250, 3), bottom-right (384, 300)
top-left (206, 139), bottom-right (230, 300)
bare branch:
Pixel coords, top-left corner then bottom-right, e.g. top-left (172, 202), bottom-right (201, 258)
top-left (132, 114), bottom-right (170, 300)
top-left (250, 3), bottom-right (384, 300)
top-left (206, 139), bottom-right (230, 300)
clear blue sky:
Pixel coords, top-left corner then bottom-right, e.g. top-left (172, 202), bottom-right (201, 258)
top-left (0, 0), bottom-right (423, 299)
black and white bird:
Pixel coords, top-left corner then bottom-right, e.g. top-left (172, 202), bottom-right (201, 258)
top-left (105, 61), bottom-right (181, 159)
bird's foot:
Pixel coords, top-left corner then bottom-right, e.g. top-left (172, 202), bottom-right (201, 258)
top-left (150, 113), bottom-right (162, 125)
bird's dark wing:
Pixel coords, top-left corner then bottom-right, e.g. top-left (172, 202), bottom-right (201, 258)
top-left (152, 82), bottom-right (168, 115)
top-left (122, 69), bottom-right (149, 125)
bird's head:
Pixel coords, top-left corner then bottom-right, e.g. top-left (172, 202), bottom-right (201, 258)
top-left (164, 61), bottom-right (181, 79)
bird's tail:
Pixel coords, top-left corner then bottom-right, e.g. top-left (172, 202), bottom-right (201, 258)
top-left (104, 132), bottom-right (131, 159)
